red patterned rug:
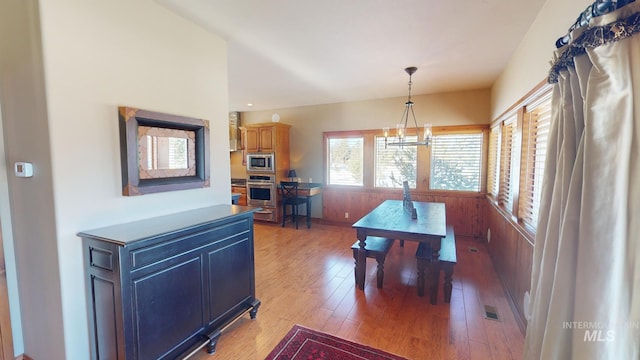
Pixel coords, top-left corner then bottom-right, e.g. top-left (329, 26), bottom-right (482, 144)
top-left (265, 324), bottom-right (408, 360)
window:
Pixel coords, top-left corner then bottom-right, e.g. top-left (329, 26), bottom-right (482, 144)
top-left (498, 115), bottom-right (517, 211)
top-left (327, 137), bottom-right (364, 186)
top-left (375, 136), bottom-right (417, 188)
top-left (429, 133), bottom-right (483, 191)
top-left (324, 125), bottom-right (486, 192)
top-left (488, 81), bottom-right (553, 235)
top-left (518, 90), bottom-right (552, 228)
top-left (487, 125), bottom-right (501, 197)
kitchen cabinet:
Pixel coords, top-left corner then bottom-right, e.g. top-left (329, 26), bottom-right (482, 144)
top-left (244, 126), bottom-right (273, 152)
top-left (243, 123), bottom-right (289, 156)
top-left (242, 123), bottom-right (291, 223)
top-left (231, 185), bottom-right (247, 206)
top-left (79, 205), bottom-right (260, 360)
top-left (243, 123), bottom-right (290, 180)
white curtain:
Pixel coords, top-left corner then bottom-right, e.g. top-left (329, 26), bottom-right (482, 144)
top-left (524, 3), bottom-right (640, 359)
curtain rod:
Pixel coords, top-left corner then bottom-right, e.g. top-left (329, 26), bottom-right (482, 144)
top-left (556, 0), bottom-right (636, 48)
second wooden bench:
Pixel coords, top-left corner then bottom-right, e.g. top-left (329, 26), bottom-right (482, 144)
top-left (415, 225), bottom-right (457, 304)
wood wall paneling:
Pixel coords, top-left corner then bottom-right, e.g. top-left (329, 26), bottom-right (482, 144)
top-left (515, 237), bottom-right (533, 322)
top-left (322, 188), bottom-right (485, 239)
top-left (485, 199), bottom-right (533, 330)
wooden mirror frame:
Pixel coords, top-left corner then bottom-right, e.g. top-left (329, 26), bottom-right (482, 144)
top-left (118, 106), bottom-right (210, 196)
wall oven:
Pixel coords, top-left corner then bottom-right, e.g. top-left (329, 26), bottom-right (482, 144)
top-left (246, 153), bottom-right (275, 173)
top-left (247, 174), bottom-right (277, 207)
top-left (247, 174), bottom-right (278, 222)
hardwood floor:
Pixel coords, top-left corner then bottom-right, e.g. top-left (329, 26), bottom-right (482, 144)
top-left (191, 222), bottom-right (524, 360)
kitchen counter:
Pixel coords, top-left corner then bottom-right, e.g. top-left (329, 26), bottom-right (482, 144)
top-left (231, 178), bottom-right (246, 186)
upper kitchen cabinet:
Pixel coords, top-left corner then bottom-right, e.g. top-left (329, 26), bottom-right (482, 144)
top-left (245, 127), bottom-right (270, 152)
top-left (244, 123), bottom-right (290, 153)
top-left (243, 123), bottom-right (291, 184)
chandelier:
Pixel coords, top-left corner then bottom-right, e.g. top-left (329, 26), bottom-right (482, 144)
top-left (383, 66), bottom-right (432, 147)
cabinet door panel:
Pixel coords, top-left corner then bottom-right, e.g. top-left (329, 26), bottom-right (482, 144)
top-left (133, 256), bottom-right (205, 360)
top-left (91, 276), bottom-right (120, 360)
top-left (208, 237), bottom-right (253, 322)
top-left (259, 127), bottom-right (274, 151)
top-left (130, 219), bottom-right (250, 270)
top-left (245, 128), bottom-right (259, 152)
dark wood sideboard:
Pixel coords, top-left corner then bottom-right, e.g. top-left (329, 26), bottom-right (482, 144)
top-left (78, 205), bottom-right (261, 360)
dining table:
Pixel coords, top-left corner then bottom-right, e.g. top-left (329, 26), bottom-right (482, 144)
top-left (352, 199), bottom-right (447, 292)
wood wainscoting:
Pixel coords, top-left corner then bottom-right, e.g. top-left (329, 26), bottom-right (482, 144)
top-left (485, 199), bottom-right (534, 331)
top-left (322, 188), bottom-right (486, 240)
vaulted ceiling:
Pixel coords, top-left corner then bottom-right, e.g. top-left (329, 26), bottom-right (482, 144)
top-left (157, 0), bottom-right (549, 111)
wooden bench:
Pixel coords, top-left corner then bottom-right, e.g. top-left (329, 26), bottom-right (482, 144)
top-left (415, 225), bottom-right (457, 304)
top-left (351, 237), bottom-right (395, 288)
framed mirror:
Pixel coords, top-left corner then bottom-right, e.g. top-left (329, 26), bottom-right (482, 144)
top-left (118, 106), bottom-right (210, 196)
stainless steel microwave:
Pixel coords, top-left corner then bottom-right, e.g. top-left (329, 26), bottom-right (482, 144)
top-left (246, 153), bottom-right (275, 172)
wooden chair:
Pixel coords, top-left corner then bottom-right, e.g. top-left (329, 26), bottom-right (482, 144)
top-left (280, 181), bottom-right (308, 229)
top-left (351, 237), bottom-right (395, 288)
top-left (415, 225), bottom-right (457, 304)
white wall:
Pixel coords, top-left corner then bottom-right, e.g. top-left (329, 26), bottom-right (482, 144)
top-left (491, 0), bottom-right (593, 118)
top-left (0, 96), bottom-right (23, 357)
top-left (0, 0), bottom-right (54, 356)
top-left (1, 0), bottom-right (229, 358)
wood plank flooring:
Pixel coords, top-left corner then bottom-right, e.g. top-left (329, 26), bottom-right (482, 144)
top-left (190, 222), bottom-right (524, 360)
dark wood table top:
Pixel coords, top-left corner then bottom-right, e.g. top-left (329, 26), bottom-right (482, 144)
top-left (352, 200), bottom-right (446, 240)
top-left (296, 182), bottom-right (322, 189)
top-left (295, 182), bottom-right (322, 197)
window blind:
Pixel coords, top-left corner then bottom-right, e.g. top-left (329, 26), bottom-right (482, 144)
top-left (498, 116), bottom-right (516, 211)
top-left (518, 90), bottom-right (552, 228)
top-left (429, 133), bottom-right (483, 192)
top-left (487, 125), bottom-right (501, 197)
top-left (375, 136), bottom-right (417, 188)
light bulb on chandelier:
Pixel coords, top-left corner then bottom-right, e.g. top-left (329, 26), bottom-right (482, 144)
top-left (384, 66), bottom-right (432, 148)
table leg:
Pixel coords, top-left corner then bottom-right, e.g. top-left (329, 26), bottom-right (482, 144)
top-left (416, 258), bottom-right (426, 297)
top-left (429, 263), bottom-right (439, 305)
top-left (306, 197), bottom-right (311, 228)
top-left (355, 229), bottom-right (367, 290)
top-left (442, 263), bottom-right (454, 303)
